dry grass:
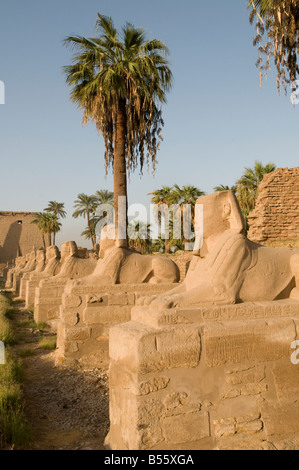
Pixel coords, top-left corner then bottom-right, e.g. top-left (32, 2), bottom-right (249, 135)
top-left (0, 293), bottom-right (30, 449)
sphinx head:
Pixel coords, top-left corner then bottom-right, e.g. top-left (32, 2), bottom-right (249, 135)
top-left (99, 224), bottom-right (117, 258)
top-left (46, 245), bottom-right (60, 262)
top-left (60, 241), bottom-right (78, 263)
top-left (36, 248), bottom-right (45, 265)
top-left (193, 191), bottom-right (245, 253)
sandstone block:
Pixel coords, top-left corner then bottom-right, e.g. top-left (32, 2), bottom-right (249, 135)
top-left (162, 411), bottom-right (210, 444)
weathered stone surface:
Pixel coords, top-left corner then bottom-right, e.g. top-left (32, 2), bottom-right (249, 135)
top-left (204, 318), bottom-right (296, 367)
top-left (64, 327), bottom-right (91, 342)
top-left (83, 306), bottom-right (131, 325)
top-left (109, 322), bottom-right (201, 373)
top-left (162, 411), bottom-right (210, 444)
top-left (248, 167), bottom-right (299, 243)
top-left (63, 312), bottom-right (79, 327)
top-left (138, 377), bottom-right (170, 396)
top-left (64, 294), bottom-right (82, 309)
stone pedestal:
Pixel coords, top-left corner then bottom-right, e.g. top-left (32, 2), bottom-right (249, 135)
top-left (105, 300), bottom-right (299, 450)
top-left (55, 283), bottom-right (179, 369)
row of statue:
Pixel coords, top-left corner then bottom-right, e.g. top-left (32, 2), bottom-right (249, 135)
top-left (4, 191), bottom-right (299, 309)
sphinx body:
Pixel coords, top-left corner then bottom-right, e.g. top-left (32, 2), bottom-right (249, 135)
top-left (139, 191), bottom-right (299, 309)
top-left (5, 256), bottom-right (27, 288)
top-left (70, 225), bottom-right (180, 287)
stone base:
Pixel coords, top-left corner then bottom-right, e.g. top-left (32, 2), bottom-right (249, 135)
top-left (34, 279), bottom-right (69, 326)
top-left (55, 283), bottom-right (179, 369)
top-left (105, 300), bottom-right (299, 450)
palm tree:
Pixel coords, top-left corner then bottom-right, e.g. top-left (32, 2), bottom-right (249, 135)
top-left (31, 212), bottom-right (60, 248)
top-left (248, 0), bottom-right (299, 95)
top-left (236, 160), bottom-right (276, 227)
top-left (44, 201), bottom-right (66, 245)
top-left (93, 190), bottom-right (114, 206)
top-left (170, 185), bottom-right (205, 248)
top-left (149, 186), bottom-right (174, 254)
top-left (214, 184), bottom-right (237, 194)
top-left (128, 221), bottom-right (152, 253)
top-left (64, 14), bottom-right (173, 245)
top-left (73, 194), bottom-right (98, 249)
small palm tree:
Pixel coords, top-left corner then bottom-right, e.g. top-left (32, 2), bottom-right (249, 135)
top-left (128, 221), bottom-right (152, 254)
top-left (149, 186), bottom-right (174, 254)
top-left (44, 201), bottom-right (66, 245)
top-left (236, 160), bottom-right (276, 228)
top-left (169, 185), bottom-right (205, 249)
top-left (93, 190), bottom-right (114, 206)
top-left (31, 213), bottom-right (60, 248)
top-left (73, 194), bottom-right (98, 249)
top-left (214, 184), bottom-right (237, 194)
top-left (64, 13), bottom-right (173, 245)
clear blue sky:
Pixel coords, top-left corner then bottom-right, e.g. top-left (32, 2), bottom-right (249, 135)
top-left (0, 0), bottom-right (298, 248)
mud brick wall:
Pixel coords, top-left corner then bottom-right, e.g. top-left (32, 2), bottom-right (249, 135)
top-left (248, 167), bottom-right (299, 243)
top-left (0, 212), bottom-right (44, 264)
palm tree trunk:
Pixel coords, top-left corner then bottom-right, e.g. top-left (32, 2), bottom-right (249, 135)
top-left (87, 213), bottom-right (94, 250)
top-left (42, 233), bottom-right (46, 250)
top-left (114, 98), bottom-right (128, 246)
top-left (165, 237), bottom-right (170, 254)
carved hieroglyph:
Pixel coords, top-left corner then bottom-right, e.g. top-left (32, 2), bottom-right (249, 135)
top-left (139, 191), bottom-right (299, 309)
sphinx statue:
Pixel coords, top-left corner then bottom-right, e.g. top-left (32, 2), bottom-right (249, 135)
top-left (69, 224), bottom-right (180, 287)
top-left (138, 191), bottom-right (299, 309)
top-left (34, 241), bottom-right (97, 324)
top-left (19, 248), bottom-right (46, 299)
top-left (12, 250), bottom-right (37, 294)
top-left (5, 256), bottom-right (27, 288)
top-left (24, 246), bottom-right (61, 309)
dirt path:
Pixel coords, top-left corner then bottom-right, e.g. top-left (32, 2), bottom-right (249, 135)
top-left (11, 302), bottom-right (110, 450)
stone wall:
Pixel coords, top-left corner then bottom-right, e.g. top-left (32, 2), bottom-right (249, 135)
top-left (0, 212), bottom-right (44, 268)
top-left (248, 167), bottom-right (299, 243)
top-left (105, 300), bottom-right (299, 450)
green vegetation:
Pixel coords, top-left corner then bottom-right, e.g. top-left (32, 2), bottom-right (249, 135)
top-left (248, 0), bottom-right (299, 95)
top-left (38, 337), bottom-right (57, 351)
top-left (64, 13), bottom-right (172, 244)
top-left (0, 296), bottom-right (15, 346)
top-left (214, 161), bottom-right (276, 231)
top-left (0, 294), bottom-right (30, 449)
top-left (149, 185), bottom-right (205, 253)
top-left (44, 201), bottom-right (67, 245)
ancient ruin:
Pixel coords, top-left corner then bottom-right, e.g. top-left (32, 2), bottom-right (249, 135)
top-left (24, 246), bottom-right (61, 309)
top-left (105, 191), bottom-right (299, 450)
top-left (0, 211), bottom-right (44, 272)
top-left (34, 241), bottom-right (97, 327)
top-left (2, 188), bottom-right (299, 451)
top-left (248, 167), bottom-right (299, 244)
top-left (19, 248), bottom-right (46, 300)
top-left (55, 225), bottom-right (180, 367)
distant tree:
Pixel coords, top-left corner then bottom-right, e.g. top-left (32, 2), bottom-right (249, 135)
top-left (236, 160), bottom-right (276, 227)
top-left (44, 201), bottom-right (66, 245)
top-left (31, 212), bottom-right (61, 247)
top-left (128, 221), bottom-right (152, 253)
top-left (171, 184), bottom-right (205, 248)
top-left (73, 194), bottom-right (98, 249)
top-left (213, 184), bottom-right (237, 194)
top-left (149, 186), bottom-right (174, 254)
